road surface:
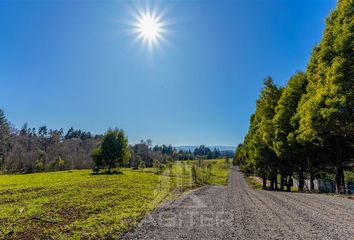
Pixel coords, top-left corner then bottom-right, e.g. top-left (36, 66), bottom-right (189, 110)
top-left (121, 166), bottom-right (354, 239)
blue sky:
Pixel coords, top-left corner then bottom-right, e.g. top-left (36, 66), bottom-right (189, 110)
top-left (0, 0), bottom-right (336, 146)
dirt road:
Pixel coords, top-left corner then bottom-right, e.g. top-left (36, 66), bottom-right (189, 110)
top-left (121, 166), bottom-right (354, 239)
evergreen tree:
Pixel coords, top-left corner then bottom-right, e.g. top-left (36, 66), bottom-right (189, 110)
top-left (273, 72), bottom-right (308, 191)
top-left (0, 109), bottom-right (10, 169)
top-left (248, 77), bottom-right (282, 189)
top-left (95, 129), bottom-right (130, 174)
top-left (297, 0), bottom-right (354, 193)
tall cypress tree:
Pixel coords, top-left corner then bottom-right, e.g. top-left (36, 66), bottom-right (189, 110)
top-left (250, 77), bottom-right (282, 189)
top-left (297, 0), bottom-right (354, 193)
top-left (273, 72), bottom-right (308, 191)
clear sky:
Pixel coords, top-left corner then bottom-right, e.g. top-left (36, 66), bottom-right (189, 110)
top-left (0, 0), bottom-right (336, 146)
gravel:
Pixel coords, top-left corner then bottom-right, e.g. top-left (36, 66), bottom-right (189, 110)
top-left (121, 166), bottom-right (354, 240)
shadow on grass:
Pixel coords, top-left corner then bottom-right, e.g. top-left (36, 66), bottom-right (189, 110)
top-left (90, 170), bottom-right (123, 176)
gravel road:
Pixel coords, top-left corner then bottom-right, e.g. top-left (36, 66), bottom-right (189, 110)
top-left (121, 166), bottom-right (354, 240)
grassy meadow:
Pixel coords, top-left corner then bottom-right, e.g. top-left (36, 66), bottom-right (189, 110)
top-left (0, 159), bottom-right (230, 239)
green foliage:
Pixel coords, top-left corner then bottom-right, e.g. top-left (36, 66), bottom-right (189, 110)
top-left (273, 72), bottom-right (308, 189)
top-left (0, 109), bottom-right (10, 170)
top-left (297, 0), bottom-right (353, 144)
top-left (345, 170), bottom-right (354, 182)
top-left (92, 129), bottom-right (130, 174)
top-left (237, 0), bottom-right (354, 193)
top-left (138, 159), bottom-right (146, 171)
top-left (91, 146), bottom-right (103, 173)
top-left (243, 77), bottom-right (282, 188)
top-left (36, 150), bottom-right (47, 171)
top-left (273, 72), bottom-right (307, 157)
top-left (48, 156), bottom-right (66, 171)
top-left (35, 159), bottom-right (44, 172)
top-left (296, 0), bottom-right (354, 191)
top-left (153, 159), bottom-right (163, 174)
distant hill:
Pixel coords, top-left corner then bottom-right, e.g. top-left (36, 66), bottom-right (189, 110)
top-left (176, 145), bottom-right (235, 152)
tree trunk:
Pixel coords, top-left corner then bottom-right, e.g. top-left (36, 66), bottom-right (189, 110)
top-left (270, 178), bottom-right (275, 190)
top-left (108, 164), bottom-right (111, 174)
top-left (335, 165), bottom-right (342, 194)
top-left (335, 138), bottom-right (346, 194)
top-left (341, 169), bottom-right (346, 194)
top-left (307, 154), bottom-right (314, 191)
top-left (299, 167), bottom-right (304, 192)
top-left (286, 172), bottom-right (292, 192)
top-left (262, 177), bottom-right (267, 190)
top-left (280, 174), bottom-right (285, 191)
top-left (310, 171), bottom-right (314, 191)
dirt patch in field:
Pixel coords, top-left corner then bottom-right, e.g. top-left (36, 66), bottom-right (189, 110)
top-left (41, 203), bottom-right (88, 225)
top-left (0, 187), bottom-right (45, 195)
top-left (0, 188), bottom-right (65, 205)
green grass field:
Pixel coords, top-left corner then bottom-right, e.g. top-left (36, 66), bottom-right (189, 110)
top-left (0, 159), bottom-right (229, 239)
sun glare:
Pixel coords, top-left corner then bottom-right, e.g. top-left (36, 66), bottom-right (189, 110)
top-left (132, 6), bottom-right (166, 48)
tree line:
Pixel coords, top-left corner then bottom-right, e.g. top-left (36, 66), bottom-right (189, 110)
top-left (0, 110), bottom-right (101, 173)
top-left (0, 109), bottom-right (231, 174)
top-left (234, 0), bottom-right (353, 193)
top-left (133, 143), bottom-right (230, 167)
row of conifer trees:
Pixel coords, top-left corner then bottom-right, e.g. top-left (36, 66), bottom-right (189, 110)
top-left (234, 0), bottom-right (353, 193)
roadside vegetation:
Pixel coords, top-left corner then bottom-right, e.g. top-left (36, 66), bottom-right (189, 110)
top-left (245, 175), bottom-right (299, 192)
top-left (245, 175), bottom-right (263, 190)
top-left (0, 159), bottom-right (229, 239)
top-left (234, 0), bottom-right (353, 194)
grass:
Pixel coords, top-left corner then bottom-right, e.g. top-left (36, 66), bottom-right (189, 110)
top-left (204, 159), bottom-right (230, 185)
top-left (246, 176), bottom-right (263, 190)
top-left (0, 159), bottom-right (229, 239)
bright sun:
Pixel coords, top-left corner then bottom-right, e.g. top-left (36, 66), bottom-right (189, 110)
top-left (132, 6), bottom-right (166, 48)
